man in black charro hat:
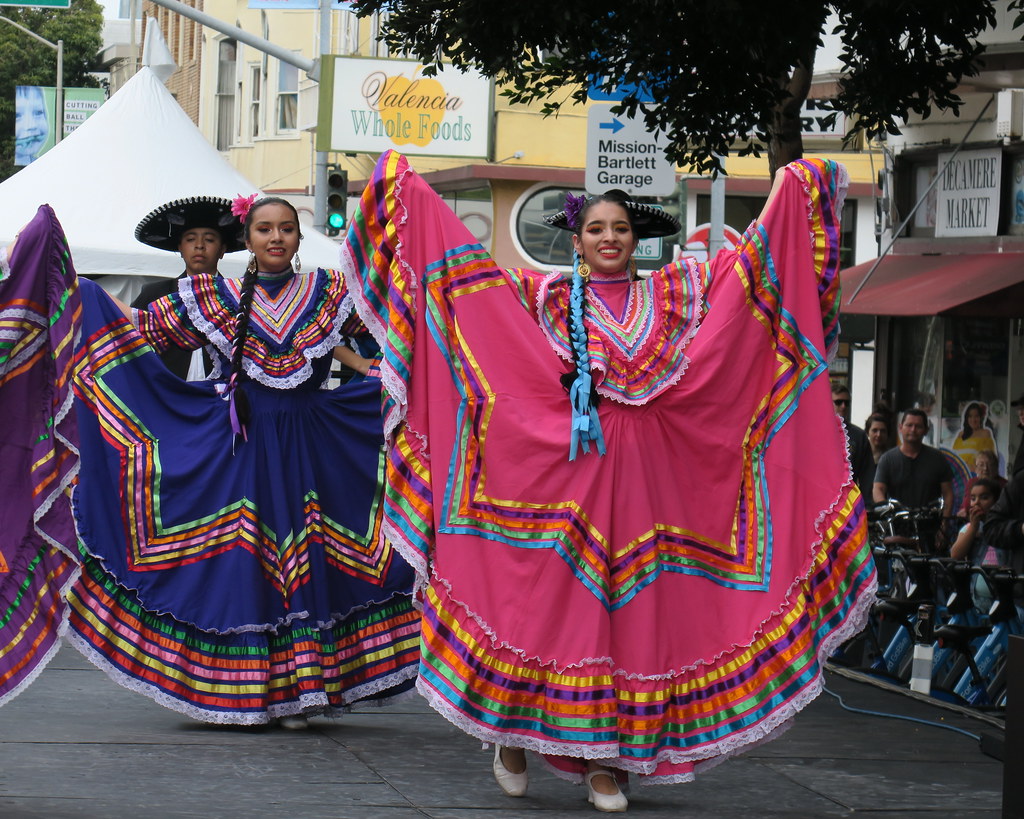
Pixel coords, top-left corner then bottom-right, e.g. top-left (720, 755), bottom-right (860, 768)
top-left (132, 196), bottom-right (245, 378)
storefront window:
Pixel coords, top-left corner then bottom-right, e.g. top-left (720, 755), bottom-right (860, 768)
top-left (888, 316), bottom-right (1011, 470)
top-left (888, 316), bottom-right (943, 439)
top-left (516, 187), bottom-right (579, 268)
top-left (939, 318), bottom-right (1011, 470)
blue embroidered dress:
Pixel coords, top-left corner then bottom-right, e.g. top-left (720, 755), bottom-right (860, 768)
top-left (66, 269), bottom-right (419, 723)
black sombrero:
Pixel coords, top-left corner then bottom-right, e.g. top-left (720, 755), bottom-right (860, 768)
top-left (545, 192), bottom-right (680, 239)
top-left (135, 196), bottom-right (246, 252)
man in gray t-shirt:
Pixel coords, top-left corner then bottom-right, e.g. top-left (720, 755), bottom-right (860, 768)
top-left (873, 408), bottom-right (954, 549)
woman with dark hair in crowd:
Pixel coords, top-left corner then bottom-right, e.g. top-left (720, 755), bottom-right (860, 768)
top-left (341, 151), bottom-right (876, 811)
top-left (30, 195), bottom-right (419, 726)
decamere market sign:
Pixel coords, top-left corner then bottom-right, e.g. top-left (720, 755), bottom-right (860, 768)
top-left (319, 57), bottom-right (491, 158)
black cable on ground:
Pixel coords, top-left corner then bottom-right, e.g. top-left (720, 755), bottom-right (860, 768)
top-left (827, 662), bottom-right (1006, 730)
top-left (823, 685), bottom-right (982, 741)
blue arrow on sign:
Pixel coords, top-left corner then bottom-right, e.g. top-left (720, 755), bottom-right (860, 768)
top-left (599, 118), bottom-right (625, 134)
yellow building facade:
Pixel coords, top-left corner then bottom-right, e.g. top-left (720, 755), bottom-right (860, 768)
top-left (144, 5), bottom-right (881, 271)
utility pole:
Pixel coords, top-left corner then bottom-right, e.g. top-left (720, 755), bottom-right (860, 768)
top-left (147, 0), bottom-right (316, 77)
top-left (708, 157), bottom-right (726, 256)
top-left (313, 0), bottom-right (330, 233)
top-left (0, 15), bottom-right (63, 144)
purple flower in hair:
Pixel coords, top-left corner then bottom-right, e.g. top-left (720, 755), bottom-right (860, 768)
top-left (564, 192), bottom-right (587, 230)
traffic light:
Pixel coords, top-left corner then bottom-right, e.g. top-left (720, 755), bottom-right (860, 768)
top-left (325, 163), bottom-right (348, 237)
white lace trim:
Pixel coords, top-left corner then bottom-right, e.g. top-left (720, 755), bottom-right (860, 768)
top-left (535, 261), bottom-right (707, 409)
top-left (0, 611), bottom-right (72, 709)
top-left (381, 517), bottom-right (429, 606)
top-left (419, 676), bottom-right (808, 780)
top-left (179, 272), bottom-right (346, 391)
top-left (66, 627), bottom-right (418, 724)
top-left (784, 160), bottom-right (849, 265)
top-left (35, 383), bottom-right (83, 565)
top-left (340, 167), bottom-right (415, 443)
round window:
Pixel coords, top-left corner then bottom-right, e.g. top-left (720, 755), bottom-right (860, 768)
top-left (512, 185), bottom-right (680, 271)
top-left (514, 187), bottom-right (582, 269)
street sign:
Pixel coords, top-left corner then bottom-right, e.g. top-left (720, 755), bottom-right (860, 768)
top-left (677, 223), bottom-right (743, 263)
top-left (0, 0), bottom-right (70, 6)
top-left (585, 104), bottom-right (676, 197)
top-left (317, 56), bottom-right (491, 158)
top-left (587, 75), bottom-right (655, 104)
top-left (634, 237), bottom-right (662, 260)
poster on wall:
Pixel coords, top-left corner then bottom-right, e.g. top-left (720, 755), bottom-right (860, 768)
top-left (913, 165), bottom-right (938, 229)
top-left (15, 86), bottom-right (106, 166)
top-left (939, 401), bottom-right (1003, 473)
top-left (1011, 156), bottom-right (1024, 236)
top-left (317, 56), bottom-right (492, 158)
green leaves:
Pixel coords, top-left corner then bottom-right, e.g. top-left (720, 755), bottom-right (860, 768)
top-left (356, 0), bottom-right (1013, 174)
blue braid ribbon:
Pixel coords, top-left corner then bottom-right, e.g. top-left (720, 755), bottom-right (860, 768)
top-left (567, 255), bottom-right (606, 461)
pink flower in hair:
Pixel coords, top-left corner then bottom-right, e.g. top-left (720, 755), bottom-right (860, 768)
top-left (231, 193), bottom-right (258, 221)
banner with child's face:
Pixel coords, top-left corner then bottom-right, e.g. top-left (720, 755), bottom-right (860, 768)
top-left (14, 86), bottom-right (106, 166)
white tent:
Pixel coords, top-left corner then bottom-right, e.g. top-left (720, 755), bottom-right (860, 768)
top-left (0, 67), bottom-right (344, 297)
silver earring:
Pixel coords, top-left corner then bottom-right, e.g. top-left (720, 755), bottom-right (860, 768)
top-left (292, 253), bottom-right (301, 274)
top-left (246, 252), bottom-right (257, 276)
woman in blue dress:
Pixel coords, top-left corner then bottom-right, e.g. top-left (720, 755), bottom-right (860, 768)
top-left (66, 195), bottom-right (419, 726)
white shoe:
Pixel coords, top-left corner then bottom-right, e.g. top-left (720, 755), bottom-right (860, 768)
top-left (492, 744), bottom-right (528, 797)
top-left (279, 715), bottom-right (309, 730)
top-left (586, 769), bottom-right (628, 813)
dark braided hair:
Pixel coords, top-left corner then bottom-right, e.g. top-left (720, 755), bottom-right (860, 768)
top-left (559, 193), bottom-right (636, 458)
top-left (559, 191), bottom-right (637, 396)
top-left (227, 197), bottom-right (301, 434)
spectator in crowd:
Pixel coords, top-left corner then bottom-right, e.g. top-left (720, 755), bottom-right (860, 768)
top-left (873, 408), bottom-right (954, 550)
top-left (132, 196), bottom-right (245, 378)
top-left (1011, 394), bottom-right (1024, 477)
top-left (865, 412), bottom-right (892, 464)
top-left (833, 384), bottom-right (874, 499)
top-left (979, 470), bottom-right (1024, 576)
top-left (959, 450), bottom-right (1006, 518)
top-left (951, 477), bottom-right (1004, 612)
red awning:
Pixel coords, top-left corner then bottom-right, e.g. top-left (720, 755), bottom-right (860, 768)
top-left (840, 252), bottom-right (1024, 316)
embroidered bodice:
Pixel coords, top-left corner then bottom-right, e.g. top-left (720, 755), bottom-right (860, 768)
top-left (503, 261), bottom-right (708, 404)
top-left (132, 268), bottom-right (352, 389)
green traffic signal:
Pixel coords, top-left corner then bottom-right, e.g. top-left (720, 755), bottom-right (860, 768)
top-left (325, 163), bottom-right (348, 237)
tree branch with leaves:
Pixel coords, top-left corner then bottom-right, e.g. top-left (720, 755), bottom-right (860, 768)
top-left (354, 0), bottom-right (1019, 175)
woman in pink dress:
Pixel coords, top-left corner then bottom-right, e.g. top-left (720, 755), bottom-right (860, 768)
top-left (343, 151), bottom-right (876, 812)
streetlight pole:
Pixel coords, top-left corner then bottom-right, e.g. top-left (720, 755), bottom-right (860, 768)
top-left (0, 15), bottom-right (63, 143)
top-left (313, 0), bottom-right (330, 233)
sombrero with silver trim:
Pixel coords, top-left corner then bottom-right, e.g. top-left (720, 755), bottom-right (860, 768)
top-left (135, 196), bottom-right (245, 252)
top-left (545, 191), bottom-right (680, 239)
